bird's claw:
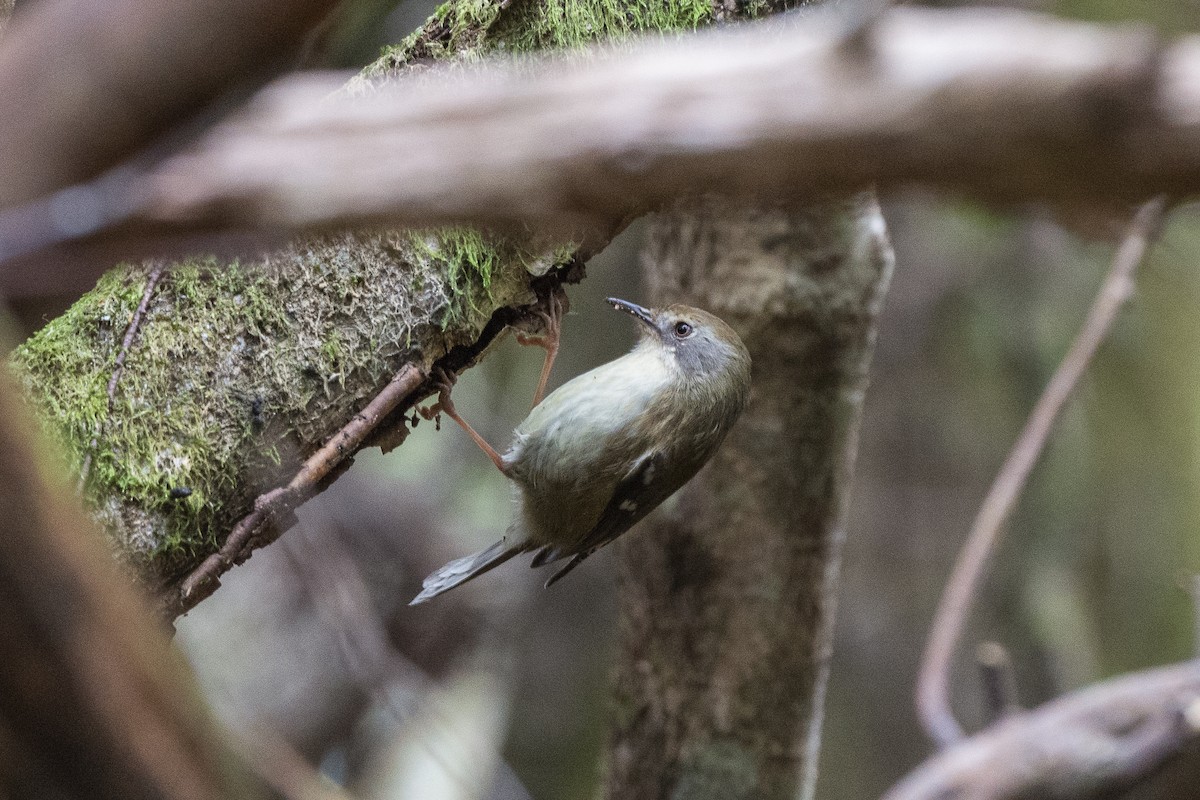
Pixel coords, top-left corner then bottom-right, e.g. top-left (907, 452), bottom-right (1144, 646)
top-left (418, 366), bottom-right (459, 425)
top-left (515, 290), bottom-right (565, 351)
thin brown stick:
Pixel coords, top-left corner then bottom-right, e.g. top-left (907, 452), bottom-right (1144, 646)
top-left (170, 363), bottom-right (426, 618)
top-left (915, 197), bottom-right (1169, 747)
top-left (77, 264), bottom-right (165, 493)
top-left (159, 270), bottom-right (575, 620)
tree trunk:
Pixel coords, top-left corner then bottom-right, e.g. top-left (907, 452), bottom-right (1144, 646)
top-left (606, 194), bottom-right (893, 800)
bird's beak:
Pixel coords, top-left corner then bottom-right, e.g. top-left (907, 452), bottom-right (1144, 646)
top-left (607, 297), bottom-right (655, 329)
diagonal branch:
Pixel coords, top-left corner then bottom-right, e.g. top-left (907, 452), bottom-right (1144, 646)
top-left (915, 197), bottom-right (1169, 747)
top-left (171, 364), bottom-right (426, 619)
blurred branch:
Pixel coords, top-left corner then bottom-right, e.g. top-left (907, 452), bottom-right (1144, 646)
top-left (916, 197), bottom-right (1168, 747)
top-left (0, 0), bottom-right (342, 211)
top-left (885, 660), bottom-right (1200, 800)
top-left (281, 506), bottom-right (535, 800)
top-left (0, 362), bottom-right (269, 798)
top-left (32, 8), bottom-right (1199, 251)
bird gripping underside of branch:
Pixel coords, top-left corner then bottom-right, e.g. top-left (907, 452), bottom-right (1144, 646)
top-left (9, 0), bottom-right (799, 619)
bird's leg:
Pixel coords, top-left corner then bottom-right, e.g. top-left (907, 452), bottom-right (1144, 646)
top-left (419, 367), bottom-right (508, 474)
top-left (515, 289), bottom-right (565, 408)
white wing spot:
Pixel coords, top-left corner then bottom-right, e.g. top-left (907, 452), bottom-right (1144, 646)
top-left (619, 500), bottom-right (638, 512)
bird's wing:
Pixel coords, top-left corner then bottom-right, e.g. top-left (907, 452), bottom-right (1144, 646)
top-left (539, 452), bottom-right (672, 587)
top-left (589, 449), bottom-right (674, 547)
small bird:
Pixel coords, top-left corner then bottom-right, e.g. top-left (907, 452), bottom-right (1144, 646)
top-left (410, 297), bottom-right (751, 604)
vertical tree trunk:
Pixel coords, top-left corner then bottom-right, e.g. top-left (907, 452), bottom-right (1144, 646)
top-left (606, 194), bottom-right (893, 800)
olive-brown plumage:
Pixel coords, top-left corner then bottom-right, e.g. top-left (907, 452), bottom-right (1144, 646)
top-left (410, 298), bottom-right (751, 604)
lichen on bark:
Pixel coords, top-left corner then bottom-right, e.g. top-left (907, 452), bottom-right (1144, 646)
top-left (10, 0), bottom-right (730, 610)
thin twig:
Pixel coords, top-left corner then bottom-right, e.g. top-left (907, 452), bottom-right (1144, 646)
top-left (915, 197), bottom-right (1169, 747)
top-left (170, 363), bottom-right (426, 618)
top-left (165, 270), bottom-right (576, 620)
top-left (77, 264), bottom-right (165, 493)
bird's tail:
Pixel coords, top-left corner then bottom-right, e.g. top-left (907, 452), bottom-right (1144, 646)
top-left (409, 540), bottom-right (526, 605)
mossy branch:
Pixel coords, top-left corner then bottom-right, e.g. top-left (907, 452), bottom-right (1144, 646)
top-left (14, 230), bottom-right (575, 617)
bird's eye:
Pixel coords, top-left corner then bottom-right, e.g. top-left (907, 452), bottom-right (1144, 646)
top-left (673, 321), bottom-right (694, 339)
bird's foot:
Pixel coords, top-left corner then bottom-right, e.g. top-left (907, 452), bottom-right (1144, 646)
top-left (514, 288), bottom-right (565, 352)
top-left (418, 366), bottom-right (459, 429)
top-left (515, 289), bottom-right (566, 407)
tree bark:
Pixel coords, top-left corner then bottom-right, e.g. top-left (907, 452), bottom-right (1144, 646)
top-left (606, 194), bottom-right (893, 800)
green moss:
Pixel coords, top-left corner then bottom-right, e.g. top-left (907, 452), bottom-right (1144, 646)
top-left (16, 261), bottom-right (297, 561)
top-left (403, 227), bottom-right (571, 323)
top-left (403, 226), bottom-right (496, 316)
top-left (377, 0), bottom-right (508, 67)
top-left (488, 0), bottom-right (711, 52)
top-left (14, 267), bottom-right (146, 472)
top-left (363, 0), bottom-right (714, 80)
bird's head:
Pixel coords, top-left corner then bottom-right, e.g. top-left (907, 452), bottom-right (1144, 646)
top-left (607, 297), bottom-right (750, 384)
